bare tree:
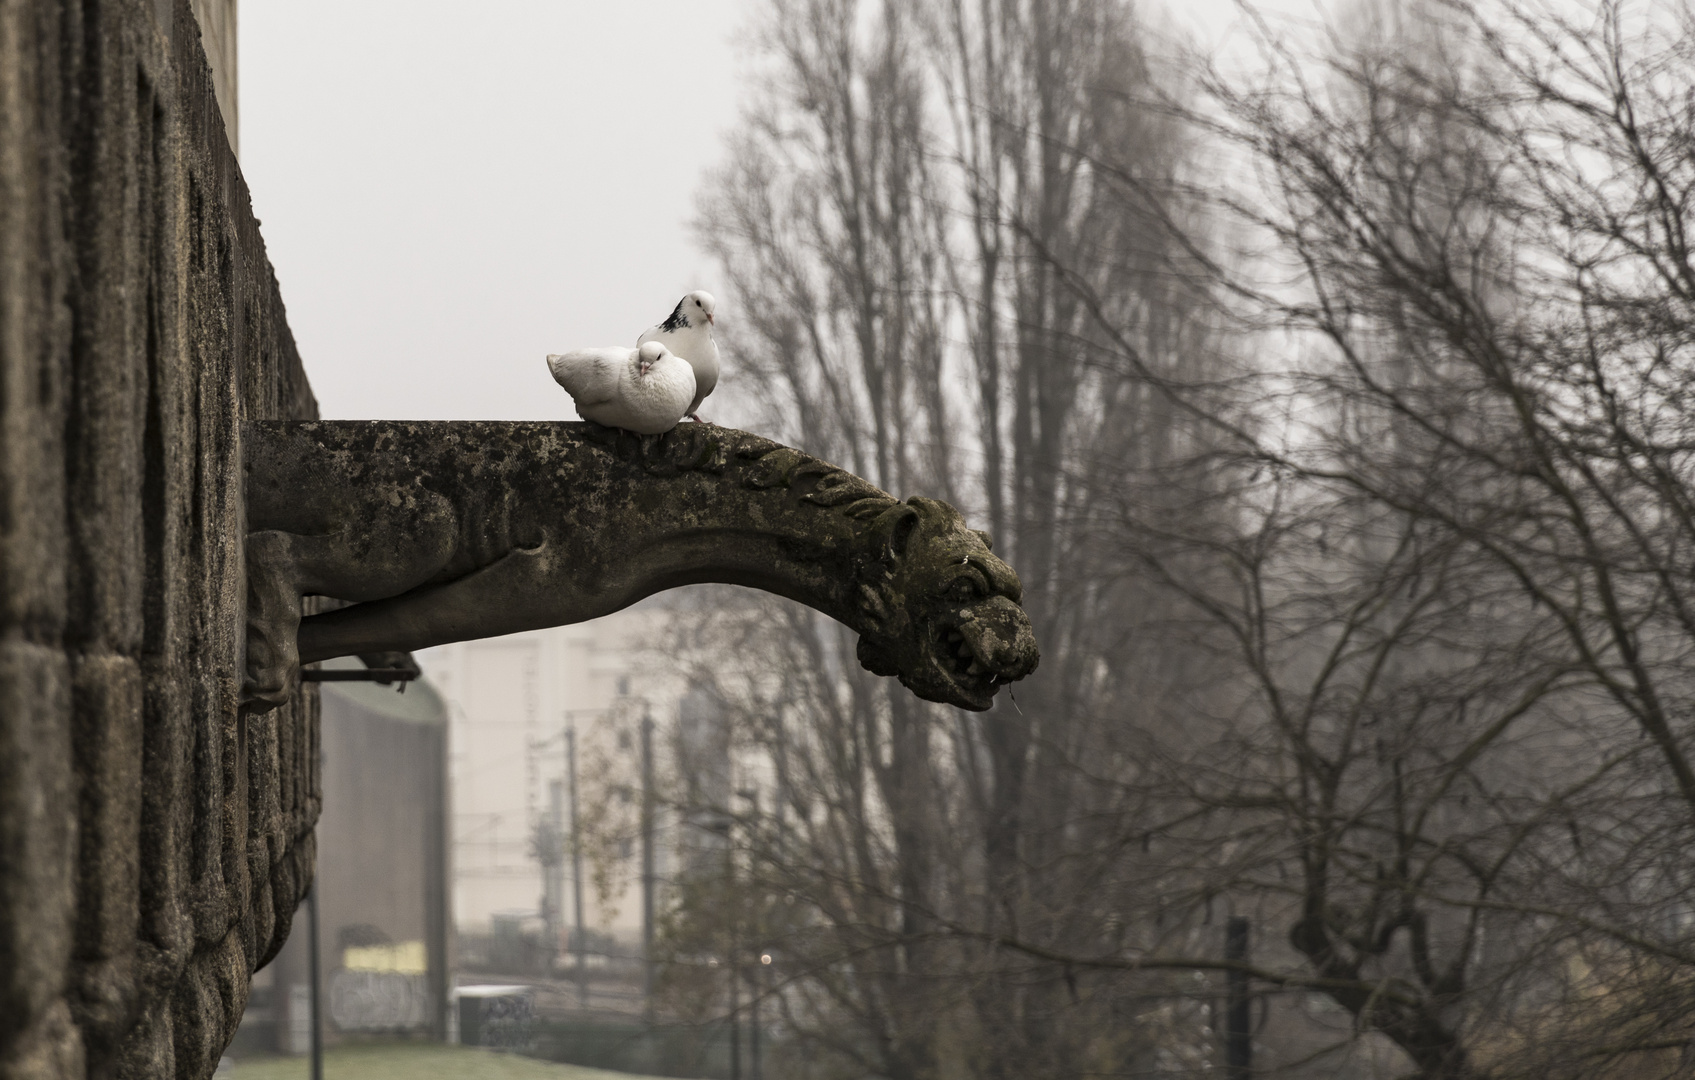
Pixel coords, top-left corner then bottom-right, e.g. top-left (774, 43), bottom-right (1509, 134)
top-left (688, 4), bottom-right (974, 1075)
top-left (1015, 1), bottom-right (1695, 1075)
top-left (617, 2), bottom-right (1695, 1077)
top-left (925, 1), bottom-right (1233, 1074)
top-left (653, 0), bottom-right (1230, 1077)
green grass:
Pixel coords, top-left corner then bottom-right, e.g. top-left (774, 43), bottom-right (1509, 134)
top-left (225, 1042), bottom-right (668, 1080)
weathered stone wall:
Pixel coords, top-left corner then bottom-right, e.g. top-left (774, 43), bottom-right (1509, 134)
top-left (1, 2), bottom-right (319, 1077)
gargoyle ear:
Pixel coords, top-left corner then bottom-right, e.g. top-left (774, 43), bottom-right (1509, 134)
top-left (873, 503), bottom-right (921, 564)
top-left (973, 530), bottom-right (994, 551)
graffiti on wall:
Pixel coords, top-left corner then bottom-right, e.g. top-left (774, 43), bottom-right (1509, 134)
top-left (328, 970), bottom-right (430, 1031)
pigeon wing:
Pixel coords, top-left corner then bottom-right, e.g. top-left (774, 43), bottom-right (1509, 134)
top-left (547, 348), bottom-right (629, 407)
top-left (638, 297), bottom-right (689, 347)
top-left (687, 337), bottom-right (720, 415)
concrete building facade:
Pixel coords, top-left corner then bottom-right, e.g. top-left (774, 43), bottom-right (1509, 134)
top-left (241, 670), bottom-right (452, 1051)
top-left (420, 603), bottom-right (789, 1075)
top-left (419, 600), bottom-right (690, 968)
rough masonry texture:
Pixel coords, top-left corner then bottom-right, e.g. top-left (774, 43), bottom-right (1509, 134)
top-left (244, 421), bottom-right (1040, 714)
top-left (0, 2), bottom-right (319, 1078)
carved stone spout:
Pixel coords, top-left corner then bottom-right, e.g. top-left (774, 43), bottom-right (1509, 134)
top-left (244, 421), bottom-right (1039, 711)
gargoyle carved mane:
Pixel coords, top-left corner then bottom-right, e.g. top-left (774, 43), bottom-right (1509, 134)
top-left (579, 422), bottom-right (899, 521)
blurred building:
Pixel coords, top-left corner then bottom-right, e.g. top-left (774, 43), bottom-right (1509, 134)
top-left (420, 599), bottom-right (700, 1003)
top-left (237, 666), bottom-right (451, 1052)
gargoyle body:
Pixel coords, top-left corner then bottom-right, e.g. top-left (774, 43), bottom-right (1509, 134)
top-left (244, 421), bottom-right (1038, 711)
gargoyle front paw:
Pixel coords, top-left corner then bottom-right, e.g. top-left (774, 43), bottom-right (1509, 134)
top-left (245, 529), bottom-right (308, 714)
top-left (241, 676), bottom-right (293, 714)
top-left (241, 629), bottom-right (298, 713)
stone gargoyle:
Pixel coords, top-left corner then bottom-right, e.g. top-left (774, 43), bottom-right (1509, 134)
top-left (243, 421), bottom-right (1039, 711)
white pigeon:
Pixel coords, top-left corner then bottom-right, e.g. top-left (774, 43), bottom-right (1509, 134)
top-left (637, 290), bottom-right (719, 421)
top-left (547, 341), bottom-right (696, 435)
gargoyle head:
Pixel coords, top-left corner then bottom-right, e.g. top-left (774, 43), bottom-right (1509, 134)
top-left (853, 497), bottom-right (1039, 710)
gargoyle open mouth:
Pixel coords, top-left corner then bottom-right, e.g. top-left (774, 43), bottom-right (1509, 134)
top-left (916, 596), bottom-right (1038, 711)
top-left (936, 619), bottom-right (999, 708)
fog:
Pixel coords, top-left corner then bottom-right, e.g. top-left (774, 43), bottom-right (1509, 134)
top-left (240, 0), bottom-right (746, 422)
top-left (239, 0), bottom-right (1303, 425)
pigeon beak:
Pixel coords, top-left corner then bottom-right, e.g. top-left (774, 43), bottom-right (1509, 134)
top-left (639, 361), bottom-right (652, 376)
top-left (707, 313), bottom-right (715, 326)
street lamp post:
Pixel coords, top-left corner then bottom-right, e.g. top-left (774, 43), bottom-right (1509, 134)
top-left (736, 788), bottom-right (761, 1080)
top-left (750, 951), bottom-right (766, 1080)
top-left (1225, 916), bottom-right (1251, 1078)
top-left (713, 814), bottom-right (740, 1080)
top-left (306, 884), bottom-right (323, 1080)
top-left (754, 951), bottom-right (773, 1080)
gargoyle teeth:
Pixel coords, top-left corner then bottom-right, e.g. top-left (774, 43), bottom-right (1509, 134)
top-left (957, 643), bottom-right (974, 658)
top-left (967, 661), bottom-right (986, 675)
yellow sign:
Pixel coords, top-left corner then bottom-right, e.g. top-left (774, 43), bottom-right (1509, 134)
top-left (342, 940), bottom-right (426, 974)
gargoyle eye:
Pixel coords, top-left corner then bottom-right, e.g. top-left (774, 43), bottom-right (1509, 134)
top-left (949, 575), bottom-right (983, 603)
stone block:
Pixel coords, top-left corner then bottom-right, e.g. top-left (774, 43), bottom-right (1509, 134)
top-left (70, 654), bottom-right (144, 1052)
top-left (112, 1006), bottom-right (171, 1080)
top-left (0, 999), bottom-right (83, 1080)
top-left (137, 665), bottom-right (191, 977)
top-left (0, 643), bottom-right (75, 1070)
top-left (72, 655), bottom-right (144, 961)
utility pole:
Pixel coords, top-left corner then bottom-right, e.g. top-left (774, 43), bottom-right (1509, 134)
top-left (640, 709), bottom-right (656, 1021)
top-left (737, 789), bottom-right (762, 1080)
top-left (545, 779), bottom-right (566, 965)
top-left (1225, 916), bottom-right (1251, 1079)
top-left (568, 725), bottom-right (587, 1009)
top-left (425, 713), bottom-right (451, 1042)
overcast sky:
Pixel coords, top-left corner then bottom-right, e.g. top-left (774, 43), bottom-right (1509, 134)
top-left (239, 0), bottom-right (1314, 423)
top-left (240, 1), bottom-right (746, 421)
